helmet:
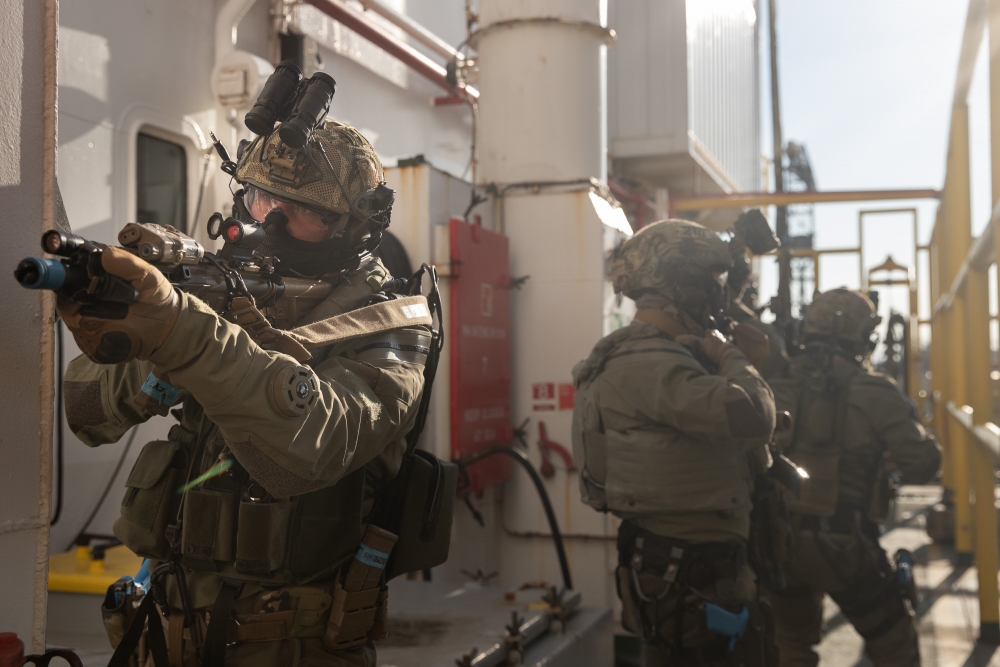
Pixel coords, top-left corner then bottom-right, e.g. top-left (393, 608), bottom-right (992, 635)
top-left (803, 288), bottom-right (881, 345)
top-left (609, 219), bottom-right (733, 324)
top-left (235, 119), bottom-right (391, 226)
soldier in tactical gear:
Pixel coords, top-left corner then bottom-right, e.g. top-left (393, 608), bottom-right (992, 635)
top-left (572, 220), bottom-right (779, 666)
top-left (766, 288), bottom-right (941, 667)
top-left (60, 120), bottom-right (432, 666)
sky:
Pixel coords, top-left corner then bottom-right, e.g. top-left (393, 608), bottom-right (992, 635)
top-left (752, 0), bottom-right (993, 331)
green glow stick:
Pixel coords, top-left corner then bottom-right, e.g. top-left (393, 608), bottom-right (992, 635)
top-left (177, 458), bottom-right (233, 494)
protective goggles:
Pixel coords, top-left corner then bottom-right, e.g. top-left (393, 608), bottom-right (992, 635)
top-left (243, 185), bottom-right (331, 222)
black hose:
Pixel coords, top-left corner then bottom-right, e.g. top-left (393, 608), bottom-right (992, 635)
top-left (455, 444), bottom-right (573, 591)
top-left (69, 425), bottom-right (138, 550)
top-left (51, 318), bottom-right (64, 526)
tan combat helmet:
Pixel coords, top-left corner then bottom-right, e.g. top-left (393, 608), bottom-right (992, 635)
top-left (610, 219), bottom-right (732, 296)
top-left (803, 288), bottom-right (882, 347)
top-left (610, 219), bottom-right (733, 326)
top-left (236, 119), bottom-right (391, 227)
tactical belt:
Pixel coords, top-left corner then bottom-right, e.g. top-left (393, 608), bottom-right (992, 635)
top-left (618, 522), bottom-right (756, 664)
top-left (618, 521), bottom-right (747, 594)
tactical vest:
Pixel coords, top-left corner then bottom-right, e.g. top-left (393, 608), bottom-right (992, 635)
top-left (572, 328), bottom-right (754, 516)
top-left (770, 353), bottom-right (859, 517)
top-left (112, 263), bottom-right (455, 588)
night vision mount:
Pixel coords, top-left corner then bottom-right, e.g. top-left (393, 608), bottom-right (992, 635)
top-left (244, 60), bottom-right (337, 149)
top-left (241, 60), bottom-right (394, 230)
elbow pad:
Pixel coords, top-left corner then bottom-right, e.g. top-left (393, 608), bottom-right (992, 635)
top-left (269, 364), bottom-right (320, 417)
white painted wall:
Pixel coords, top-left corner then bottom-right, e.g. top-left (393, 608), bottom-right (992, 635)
top-left (0, 0), bottom-right (56, 650)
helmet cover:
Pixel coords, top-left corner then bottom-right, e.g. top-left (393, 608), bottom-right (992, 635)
top-left (609, 219), bottom-right (733, 299)
top-left (803, 288), bottom-right (882, 343)
top-left (236, 119), bottom-right (383, 216)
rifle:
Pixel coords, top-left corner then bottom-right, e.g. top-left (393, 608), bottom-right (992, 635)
top-left (16, 220), bottom-right (333, 330)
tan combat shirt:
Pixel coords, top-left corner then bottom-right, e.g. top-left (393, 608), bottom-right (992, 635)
top-left (64, 257), bottom-right (428, 498)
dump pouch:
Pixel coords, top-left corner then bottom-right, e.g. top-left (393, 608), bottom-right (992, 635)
top-left (181, 488), bottom-right (237, 570)
top-left (381, 449), bottom-right (457, 581)
top-left (114, 440), bottom-right (185, 559)
top-left (235, 500), bottom-right (291, 575)
top-left (101, 577), bottom-right (141, 663)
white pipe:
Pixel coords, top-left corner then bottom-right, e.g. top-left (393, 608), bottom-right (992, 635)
top-left (357, 0), bottom-right (459, 60)
top-left (216, 0), bottom-right (258, 64)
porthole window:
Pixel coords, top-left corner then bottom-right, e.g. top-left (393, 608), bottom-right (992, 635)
top-left (136, 132), bottom-right (187, 232)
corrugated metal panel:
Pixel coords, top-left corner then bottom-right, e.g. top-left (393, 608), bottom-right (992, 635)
top-left (607, 0), bottom-right (688, 155)
top-left (686, 0), bottom-right (760, 192)
top-left (608, 0), bottom-right (760, 193)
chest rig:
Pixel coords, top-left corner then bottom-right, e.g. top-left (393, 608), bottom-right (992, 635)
top-left (114, 266), bottom-right (457, 586)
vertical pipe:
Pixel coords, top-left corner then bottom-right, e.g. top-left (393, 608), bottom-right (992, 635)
top-left (967, 267), bottom-right (1000, 641)
top-left (945, 104), bottom-right (974, 559)
top-left (767, 0), bottom-right (791, 327)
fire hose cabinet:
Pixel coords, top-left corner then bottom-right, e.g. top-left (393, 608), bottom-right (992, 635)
top-left (449, 217), bottom-right (512, 492)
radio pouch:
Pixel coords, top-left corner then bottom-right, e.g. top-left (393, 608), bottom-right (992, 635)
top-left (113, 440), bottom-right (185, 559)
top-left (381, 449), bottom-right (457, 581)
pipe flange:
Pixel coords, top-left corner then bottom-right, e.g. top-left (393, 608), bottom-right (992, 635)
top-left (469, 17), bottom-right (616, 49)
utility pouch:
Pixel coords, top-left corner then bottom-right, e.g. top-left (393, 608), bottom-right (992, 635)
top-left (615, 566), bottom-right (642, 635)
top-left (114, 440), bottom-right (185, 559)
top-left (235, 500), bottom-right (291, 575)
top-left (101, 577), bottom-right (141, 660)
top-left (370, 588), bottom-right (389, 640)
top-left (323, 582), bottom-right (381, 651)
top-left (785, 451), bottom-right (839, 517)
top-left (866, 460), bottom-right (897, 524)
top-left (382, 449), bottom-right (457, 581)
top-left (181, 488), bottom-right (236, 570)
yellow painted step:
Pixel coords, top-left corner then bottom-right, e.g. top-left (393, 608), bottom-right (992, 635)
top-left (48, 544), bottom-right (144, 594)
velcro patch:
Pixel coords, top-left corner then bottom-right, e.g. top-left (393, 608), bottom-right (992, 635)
top-left (400, 302), bottom-right (429, 319)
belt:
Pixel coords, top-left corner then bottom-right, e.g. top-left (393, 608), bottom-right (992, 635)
top-left (230, 610), bottom-right (302, 644)
top-left (618, 521), bottom-right (747, 591)
top-left (188, 586), bottom-right (334, 652)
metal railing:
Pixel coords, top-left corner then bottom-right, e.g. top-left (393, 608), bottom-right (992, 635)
top-left (925, 0), bottom-right (1000, 644)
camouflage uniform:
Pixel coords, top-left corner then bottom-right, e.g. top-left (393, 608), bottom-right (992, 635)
top-left (765, 289), bottom-right (941, 667)
top-left (62, 122), bottom-right (428, 666)
top-left (573, 220), bottom-right (778, 666)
